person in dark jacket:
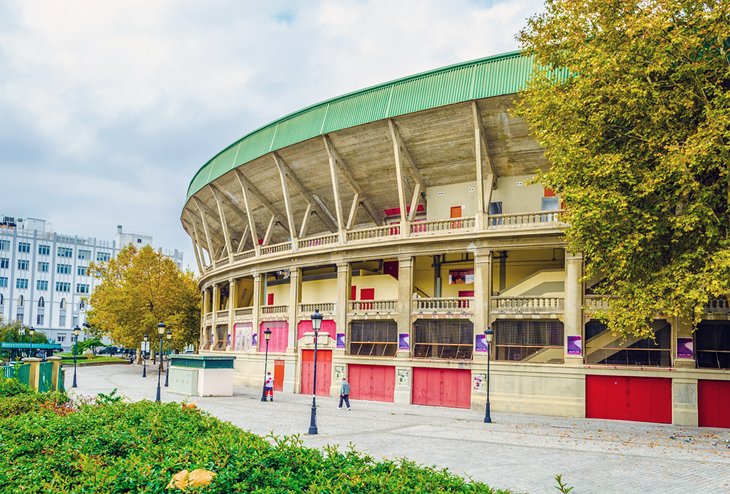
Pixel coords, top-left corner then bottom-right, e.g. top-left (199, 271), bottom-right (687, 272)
top-left (338, 377), bottom-right (351, 410)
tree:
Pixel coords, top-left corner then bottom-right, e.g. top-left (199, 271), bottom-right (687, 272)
top-left (516, 0), bottom-right (729, 338)
top-left (87, 245), bottom-right (200, 352)
top-left (0, 318), bottom-right (49, 360)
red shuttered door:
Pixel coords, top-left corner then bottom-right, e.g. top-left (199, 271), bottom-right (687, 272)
top-left (698, 380), bottom-right (730, 428)
top-left (348, 364), bottom-right (395, 402)
top-left (412, 368), bottom-right (471, 409)
top-left (586, 375), bottom-right (671, 424)
top-left (273, 359), bottom-right (285, 392)
top-left (300, 350), bottom-right (332, 397)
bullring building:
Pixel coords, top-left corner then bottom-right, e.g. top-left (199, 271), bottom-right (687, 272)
top-left (183, 52), bottom-right (729, 428)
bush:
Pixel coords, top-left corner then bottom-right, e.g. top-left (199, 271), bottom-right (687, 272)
top-left (0, 399), bottom-right (509, 493)
top-left (0, 377), bottom-right (32, 397)
top-left (0, 391), bottom-right (70, 418)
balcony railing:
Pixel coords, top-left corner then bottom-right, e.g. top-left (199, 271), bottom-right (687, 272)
top-left (414, 297), bottom-right (473, 314)
top-left (705, 298), bottom-right (730, 314)
top-left (298, 302), bottom-right (335, 315)
top-left (203, 313), bottom-right (212, 324)
top-left (215, 310), bottom-right (228, 319)
top-left (299, 233), bottom-right (339, 249)
top-left (584, 295), bottom-right (613, 312)
top-left (261, 305), bottom-right (288, 315)
top-left (346, 224), bottom-right (400, 242)
top-left (492, 296), bottom-right (564, 314)
top-left (410, 217), bottom-right (475, 235)
top-left (233, 249), bottom-right (256, 262)
top-left (260, 241), bottom-right (291, 256)
top-left (234, 307), bottom-right (253, 317)
top-left (348, 300), bottom-right (398, 313)
top-left (487, 211), bottom-right (564, 229)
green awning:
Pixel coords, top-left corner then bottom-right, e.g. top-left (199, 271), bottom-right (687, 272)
top-left (1, 343), bottom-right (63, 350)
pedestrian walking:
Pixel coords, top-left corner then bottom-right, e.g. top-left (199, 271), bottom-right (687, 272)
top-left (265, 372), bottom-right (274, 401)
top-left (338, 377), bottom-right (351, 410)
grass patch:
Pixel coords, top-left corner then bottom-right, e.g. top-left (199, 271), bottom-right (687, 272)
top-left (60, 356), bottom-right (130, 366)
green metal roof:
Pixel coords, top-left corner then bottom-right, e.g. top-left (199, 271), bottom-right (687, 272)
top-left (185, 50), bottom-right (543, 202)
top-left (1, 343), bottom-right (63, 350)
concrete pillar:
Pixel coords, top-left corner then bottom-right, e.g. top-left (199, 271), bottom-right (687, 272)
top-left (48, 356), bottom-right (62, 391)
top-left (251, 272), bottom-right (262, 350)
top-left (397, 256), bottom-right (414, 358)
top-left (23, 357), bottom-right (42, 390)
top-left (673, 316), bottom-right (696, 368)
top-left (227, 279), bottom-right (236, 351)
top-left (286, 268), bottom-right (300, 352)
top-left (335, 261), bottom-right (350, 355)
top-left (564, 252), bottom-right (584, 365)
top-left (394, 366), bottom-right (412, 404)
top-left (672, 378), bottom-right (698, 426)
top-left (211, 284), bottom-right (219, 350)
top-left (473, 249), bottom-right (492, 335)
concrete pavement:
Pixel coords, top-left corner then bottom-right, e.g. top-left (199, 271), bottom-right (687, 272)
top-left (67, 364), bottom-right (730, 494)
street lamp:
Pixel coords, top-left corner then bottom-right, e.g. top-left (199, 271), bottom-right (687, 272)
top-left (484, 327), bottom-right (494, 424)
top-left (72, 325), bottom-right (81, 388)
top-left (260, 328), bottom-right (272, 401)
top-left (308, 309), bottom-right (322, 435)
top-left (29, 326), bottom-right (35, 358)
top-left (155, 322), bottom-right (165, 403)
top-left (143, 334), bottom-right (149, 378)
top-left (164, 328), bottom-right (172, 387)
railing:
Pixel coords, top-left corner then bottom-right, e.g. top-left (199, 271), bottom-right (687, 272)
top-left (705, 298), bottom-right (730, 314)
top-left (414, 297), bottom-right (473, 312)
top-left (487, 210), bottom-right (564, 229)
top-left (299, 233), bottom-right (339, 249)
top-left (203, 313), bottom-right (212, 324)
top-left (410, 217), bottom-right (475, 235)
top-left (216, 258), bottom-right (230, 267)
top-left (298, 303), bottom-right (335, 314)
top-left (349, 300), bottom-right (398, 313)
top-left (346, 224), bottom-right (401, 242)
top-left (584, 295), bottom-right (613, 312)
top-left (215, 310), bottom-right (228, 319)
top-left (234, 307), bottom-right (253, 317)
top-left (233, 249), bottom-right (256, 262)
top-left (492, 296), bottom-right (564, 314)
top-left (260, 241), bottom-right (292, 256)
top-left (261, 305), bottom-right (288, 315)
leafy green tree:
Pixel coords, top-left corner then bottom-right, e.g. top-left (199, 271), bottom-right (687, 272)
top-left (76, 337), bottom-right (106, 356)
top-left (0, 318), bottom-right (49, 360)
top-left (517, 0), bottom-right (729, 337)
top-left (87, 245), bottom-right (200, 351)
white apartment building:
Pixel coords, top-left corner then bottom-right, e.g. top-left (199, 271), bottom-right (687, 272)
top-left (0, 215), bottom-right (183, 351)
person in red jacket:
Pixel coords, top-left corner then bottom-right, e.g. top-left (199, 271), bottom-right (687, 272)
top-left (265, 372), bottom-right (274, 401)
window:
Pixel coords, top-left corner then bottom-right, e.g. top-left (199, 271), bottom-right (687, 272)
top-left (55, 281), bottom-right (71, 292)
top-left (17, 259), bottom-right (29, 270)
top-left (350, 320), bottom-right (398, 357)
top-left (78, 249), bottom-right (91, 260)
top-left (585, 319), bottom-right (669, 366)
top-left (38, 262), bottom-right (49, 272)
top-left (0, 258), bottom-right (8, 269)
top-left (0, 240), bottom-right (9, 251)
top-left (413, 319), bottom-right (474, 359)
top-left (58, 247), bottom-right (73, 257)
top-left (38, 244), bottom-right (50, 255)
top-left (696, 320), bottom-right (730, 369)
top-left (59, 314), bottom-right (66, 326)
top-left (36, 314), bottom-right (44, 325)
top-left (38, 296), bottom-right (45, 308)
top-left (0, 277), bottom-right (7, 287)
top-left (57, 334), bottom-right (66, 343)
top-left (96, 251), bottom-right (111, 262)
top-left (16, 278), bottom-right (29, 289)
top-left (36, 280), bottom-right (48, 291)
top-left (18, 242), bottom-right (30, 253)
top-left (77, 265), bottom-right (88, 276)
top-left (494, 320), bottom-right (564, 363)
top-left (57, 264), bottom-right (72, 275)
top-left (76, 283), bottom-right (89, 294)
top-left (79, 300), bottom-right (85, 310)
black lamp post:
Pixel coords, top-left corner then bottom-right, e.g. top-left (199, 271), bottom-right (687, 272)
top-left (72, 325), bottom-right (80, 388)
top-left (164, 328), bottom-right (172, 387)
top-left (143, 334), bottom-right (149, 378)
top-left (29, 326), bottom-right (35, 358)
top-left (484, 327), bottom-right (494, 424)
top-left (155, 322), bottom-right (165, 403)
top-left (308, 309), bottom-right (322, 435)
top-left (260, 328), bottom-right (272, 401)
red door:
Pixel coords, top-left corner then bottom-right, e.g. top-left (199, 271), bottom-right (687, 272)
top-left (586, 375), bottom-right (671, 424)
top-left (412, 368), bottom-right (471, 408)
top-left (267, 293), bottom-right (274, 305)
top-left (300, 350), bottom-right (332, 396)
top-left (360, 288), bottom-right (374, 310)
top-left (273, 359), bottom-right (285, 392)
top-left (349, 364), bottom-right (395, 402)
top-left (698, 380), bottom-right (730, 428)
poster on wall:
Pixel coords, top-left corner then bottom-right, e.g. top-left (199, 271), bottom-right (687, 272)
top-left (475, 333), bottom-right (488, 352)
top-left (336, 333), bottom-right (345, 349)
top-left (677, 337), bottom-right (694, 359)
top-left (567, 335), bottom-right (582, 355)
top-left (448, 269), bottom-right (474, 284)
top-left (251, 332), bottom-right (258, 348)
top-left (398, 333), bottom-right (410, 350)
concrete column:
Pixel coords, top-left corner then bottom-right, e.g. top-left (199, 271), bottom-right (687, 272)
top-left (673, 316), bottom-right (696, 368)
top-left (564, 252), bottom-right (584, 365)
top-left (211, 284), bottom-right (219, 350)
top-left (227, 279), bottom-right (236, 351)
top-left (23, 357), bottom-right (42, 390)
top-left (335, 261), bottom-right (350, 355)
top-left (251, 272), bottom-right (262, 350)
top-left (286, 268), bottom-right (300, 352)
top-left (473, 249), bottom-right (492, 335)
top-left (48, 356), bottom-right (62, 391)
top-left (397, 256), bottom-right (414, 358)
top-left (672, 378), bottom-right (698, 426)
top-left (394, 366), bottom-right (412, 404)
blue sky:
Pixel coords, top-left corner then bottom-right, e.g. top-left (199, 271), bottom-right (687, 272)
top-left (0, 0), bottom-right (544, 272)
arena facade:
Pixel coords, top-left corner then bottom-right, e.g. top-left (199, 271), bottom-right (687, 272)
top-left (182, 51), bottom-right (729, 428)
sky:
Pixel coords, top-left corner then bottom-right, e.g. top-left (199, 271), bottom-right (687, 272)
top-left (0, 0), bottom-right (544, 272)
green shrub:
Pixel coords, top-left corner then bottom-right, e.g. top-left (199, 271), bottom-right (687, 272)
top-left (0, 377), bottom-right (32, 397)
top-left (0, 391), bottom-right (70, 418)
top-left (0, 400), bottom-right (509, 493)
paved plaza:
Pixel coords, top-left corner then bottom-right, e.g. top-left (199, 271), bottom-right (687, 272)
top-left (68, 364), bottom-right (730, 494)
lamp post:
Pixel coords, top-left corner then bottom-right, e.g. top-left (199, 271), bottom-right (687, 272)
top-left (72, 325), bottom-right (80, 388)
top-left (260, 328), bottom-right (272, 401)
top-left (308, 309), bottom-right (322, 435)
top-left (142, 334), bottom-right (149, 378)
top-left (484, 327), bottom-right (494, 424)
top-left (155, 322), bottom-right (165, 403)
top-left (29, 326), bottom-right (35, 358)
top-left (164, 328), bottom-right (172, 387)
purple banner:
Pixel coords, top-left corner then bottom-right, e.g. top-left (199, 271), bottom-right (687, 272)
top-left (336, 333), bottom-right (345, 349)
top-left (567, 335), bottom-right (582, 356)
top-left (251, 332), bottom-right (258, 347)
top-left (475, 333), bottom-right (488, 352)
top-left (398, 333), bottom-right (410, 350)
top-left (677, 337), bottom-right (694, 359)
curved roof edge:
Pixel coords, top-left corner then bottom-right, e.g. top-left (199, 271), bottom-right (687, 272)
top-left (186, 50), bottom-right (536, 201)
